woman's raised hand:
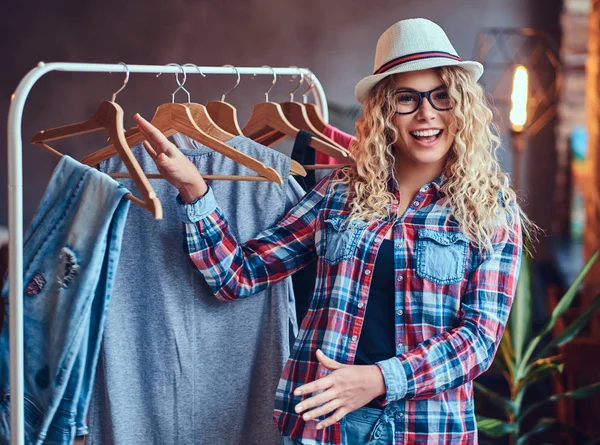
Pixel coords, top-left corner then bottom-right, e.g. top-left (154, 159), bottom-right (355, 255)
top-left (134, 113), bottom-right (208, 203)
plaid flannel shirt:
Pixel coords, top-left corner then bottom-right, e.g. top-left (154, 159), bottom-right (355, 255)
top-left (178, 170), bottom-right (522, 445)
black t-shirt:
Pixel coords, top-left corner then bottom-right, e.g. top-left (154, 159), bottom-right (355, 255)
top-left (354, 238), bottom-right (396, 366)
top-left (290, 130), bottom-right (317, 326)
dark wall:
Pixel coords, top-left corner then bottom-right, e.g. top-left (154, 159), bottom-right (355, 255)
top-left (1, 0), bottom-right (561, 230)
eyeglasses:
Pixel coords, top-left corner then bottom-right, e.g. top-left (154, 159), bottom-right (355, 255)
top-left (392, 86), bottom-right (452, 114)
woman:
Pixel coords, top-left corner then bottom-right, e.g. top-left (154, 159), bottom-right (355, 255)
top-left (135, 18), bottom-right (530, 445)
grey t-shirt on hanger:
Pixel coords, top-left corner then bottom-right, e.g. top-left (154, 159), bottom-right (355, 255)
top-left (87, 135), bottom-right (300, 445)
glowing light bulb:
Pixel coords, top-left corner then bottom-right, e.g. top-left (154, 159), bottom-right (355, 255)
top-left (510, 65), bottom-right (528, 132)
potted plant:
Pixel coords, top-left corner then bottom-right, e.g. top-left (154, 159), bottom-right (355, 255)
top-left (476, 250), bottom-right (600, 445)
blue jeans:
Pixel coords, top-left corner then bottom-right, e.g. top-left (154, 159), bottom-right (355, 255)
top-left (282, 404), bottom-right (397, 444)
top-left (0, 156), bottom-right (130, 445)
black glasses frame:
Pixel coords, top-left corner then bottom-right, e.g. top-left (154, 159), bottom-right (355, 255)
top-left (393, 86), bottom-right (453, 115)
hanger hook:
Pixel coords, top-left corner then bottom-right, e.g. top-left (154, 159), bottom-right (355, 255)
top-left (220, 65), bottom-right (240, 102)
top-left (288, 66), bottom-right (304, 102)
top-left (182, 63), bottom-right (206, 102)
top-left (111, 62), bottom-right (130, 102)
top-left (302, 72), bottom-right (315, 104)
top-left (261, 65), bottom-right (277, 102)
top-left (183, 63), bottom-right (206, 78)
top-left (157, 63), bottom-right (190, 103)
top-left (170, 63), bottom-right (190, 103)
top-left (156, 63), bottom-right (185, 86)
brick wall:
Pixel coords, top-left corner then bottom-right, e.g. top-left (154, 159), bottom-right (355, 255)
top-left (560, 1), bottom-right (600, 439)
top-left (585, 0), bottom-right (600, 270)
top-left (555, 0), bottom-right (590, 235)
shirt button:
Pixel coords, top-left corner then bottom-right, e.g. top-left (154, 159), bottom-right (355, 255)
top-left (397, 343), bottom-right (403, 350)
top-left (397, 275), bottom-right (403, 282)
top-left (398, 412), bottom-right (404, 418)
top-left (397, 309), bottom-right (403, 315)
top-left (365, 269), bottom-right (371, 275)
top-left (358, 302), bottom-right (364, 309)
top-left (351, 335), bottom-right (358, 342)
top-left (395, 242), bottom-right (402, 249)
top-left (412, 201), bottom-right (419, 207)
top-left (422, 185), bottom-right (430, 191)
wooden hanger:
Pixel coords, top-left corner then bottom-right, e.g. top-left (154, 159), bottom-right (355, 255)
top-left (305, 103), bottom-right (328, 134)
top-left (280, 102), bottom-right (350, 152)
top-left (175, 64), bottom-right (242, 138)
top-left (300, 74), bottom-right (330, 134)
top-left (201, 66), bottom-right (306, 177)
top-left (280, 102), bottom-right (322, 137)
top-left (245, 102), bottom-right (353, 163)
top-left (299, 75), bottom-right (354, 169)
top-left (123, 104), bottom-right (306, 178)
top-left (30, 100), bottom-right (163, 219)
top-left (279, 71), bottom-right (348, 153)
top-left (203, 100), bottom-right (306, 177)
top-left (85, 102), bottom-right (285, 183)
top-left (280, 102), bottom-right (356, 171)
top-left (205, 65), bottom-right (244, 136)
top-left (242, 87), bottom-right (351, 163)
top-left (206, 101), bottom-right (243, 135)
top-left (242, 68), bottom-right (352, 165)
top-left (117, 64), bottom-right (304, 179)
top-left (84, 64), bottom-right (286, 183)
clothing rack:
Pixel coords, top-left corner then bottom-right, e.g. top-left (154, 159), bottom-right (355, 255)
top-left (6, 62), bottom-right (329, 445)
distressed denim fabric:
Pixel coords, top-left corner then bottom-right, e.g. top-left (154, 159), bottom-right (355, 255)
top-left (339, 405), bottom-right (397, 445)
top-left (0, 156), bottom-right (130, 445)
top-left (282, 404), bottom-right (398, 445)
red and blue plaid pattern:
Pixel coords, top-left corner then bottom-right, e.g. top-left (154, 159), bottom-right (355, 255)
top-left (179, 170), bottom-right (522, 445)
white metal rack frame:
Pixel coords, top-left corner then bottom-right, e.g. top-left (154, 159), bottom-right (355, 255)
top-left (6, 62), bottom-right (329, 445)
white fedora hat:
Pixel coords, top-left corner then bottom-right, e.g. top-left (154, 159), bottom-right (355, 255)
top-left (355, 18), bottom-right (484, 103)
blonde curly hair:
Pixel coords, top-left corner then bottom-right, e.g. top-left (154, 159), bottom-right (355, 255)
top-left (335, 66), bottom-right (535, 253)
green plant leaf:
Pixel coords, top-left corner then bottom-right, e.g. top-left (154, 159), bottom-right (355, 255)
top-left (517, 250), bottom-right (599, 377)
top-left (474, 381), bottom-right (516, 415)
top-left (476, 415), bottom-right (516, 438)
top-left (514, 363), bottom-right (564, 395)
top-left (510, 255), bottom-right (532, 364)
top-left (561, 381), bottom-right (600, 399)
top-left (517, 418), bottom-right (555, 445)
top-left (530, 354), bottom-right (565, 367)
top-left (495, 331), bottom-right (515, 378)
top-left (519, 382), bottom-right (600, 421)
top-left (533, 294), bottom-right (600, 361)
top-left (537, 250), bottom-right (599, 338)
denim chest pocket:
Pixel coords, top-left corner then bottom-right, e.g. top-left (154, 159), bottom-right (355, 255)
top-left (416, 228), bottom-right (469, 285)
top-left (324, 216), bottom-right (368, 265)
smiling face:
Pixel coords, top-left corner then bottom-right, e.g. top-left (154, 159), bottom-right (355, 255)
top-left (391, 69), bottom-right (456, 172)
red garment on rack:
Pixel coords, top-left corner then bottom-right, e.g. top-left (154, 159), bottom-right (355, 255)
top-left (0, 245), bottom-right (7, 331)
top-left (315, 125), bottom-right (356, 165)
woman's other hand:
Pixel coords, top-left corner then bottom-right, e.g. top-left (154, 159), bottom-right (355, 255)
top-left (293, 349), bottom-right (386, 430)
